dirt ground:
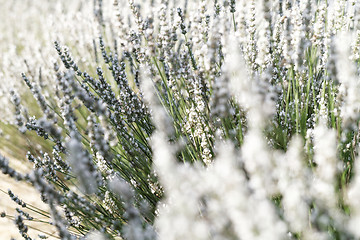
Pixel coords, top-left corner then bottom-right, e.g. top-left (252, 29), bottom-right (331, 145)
top-left (0, 152), bottom-right (58, 239)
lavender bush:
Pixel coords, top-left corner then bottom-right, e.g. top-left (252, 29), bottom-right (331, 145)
top-left (1, 0), bottom-right (360, 239)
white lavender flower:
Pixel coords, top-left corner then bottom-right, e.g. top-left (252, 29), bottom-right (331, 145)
top-left (335, 33), bottom-right (360, 129)
top-left (347, 151), bottom-right (360, 237)
top-left (227, 34), bottom-right (275, 128)
top-left (312, 120), bottom-right (339, 211)
top-left (67, 136), bottom-right (99, 195)
top-left (85, 231), bottom-right (107, 240)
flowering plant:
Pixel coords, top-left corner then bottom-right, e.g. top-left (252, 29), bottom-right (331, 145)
top-left (1, 0), bottom-right (360, 239)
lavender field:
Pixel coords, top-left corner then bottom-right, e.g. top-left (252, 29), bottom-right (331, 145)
top-left (1, 0), bottom-right (360, 239)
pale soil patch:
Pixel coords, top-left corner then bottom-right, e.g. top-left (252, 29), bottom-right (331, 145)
top-left (0, 152), bottom-right (59, 239)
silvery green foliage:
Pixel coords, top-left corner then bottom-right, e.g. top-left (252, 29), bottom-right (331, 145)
top-left (2, 0), bottom-right (360, 239)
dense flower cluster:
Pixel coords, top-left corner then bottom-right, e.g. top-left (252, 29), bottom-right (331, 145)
top-left (1, 0), bottom-right (360, 239)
